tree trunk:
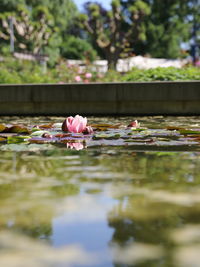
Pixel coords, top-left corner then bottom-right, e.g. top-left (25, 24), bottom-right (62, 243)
top-left (106, 49), bottom-right (119, 70)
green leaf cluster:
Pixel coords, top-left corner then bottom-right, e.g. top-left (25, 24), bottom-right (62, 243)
top-left (123, 67), bottom-right (200, 82)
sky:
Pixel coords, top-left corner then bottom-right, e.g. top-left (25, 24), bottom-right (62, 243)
top-left (74, 0), bottom-right (112, 10)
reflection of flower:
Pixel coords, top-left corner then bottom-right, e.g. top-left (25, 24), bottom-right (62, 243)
top-left (67, 142), bottom-right (84, 150)
top-left (127, 120), bottom-right (140, 128)
top-left (62, 115), bottom-right (87, 133)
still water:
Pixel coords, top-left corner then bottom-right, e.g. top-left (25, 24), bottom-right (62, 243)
top-left (0, 116), bottom-right (200, 267)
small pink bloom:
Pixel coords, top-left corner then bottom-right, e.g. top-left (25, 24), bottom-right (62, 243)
top-left (85, 72), bottom-right (92, 78)
top-left (58, 81), bottom-right (64, 84)
top-left (62, 115), bottom-right (87, 133)
top-left (75, 75), bottom-right (82, 82)
top-left (195, 60), bottom-right (200, 67)
top-left (83, 126), bottom-right (94, 134)
top-left (127, 120), bottom-right (140, 128)
top-left (78, 68), bottom-right (83, 74)
top-left (67, 142), bottom-right (84, 150)
top-left (84, 79), bottom-right (89, 83)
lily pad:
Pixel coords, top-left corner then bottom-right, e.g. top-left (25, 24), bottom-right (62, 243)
top-left (31, 130), bottom-right (51, 137)
top-left (179, 129), bottom-right (200, 135)
top-left (0, 124), bottom-right (6, 132)
top-left (93, 133), bottom-right (121, 140)
top-left (5, 125), bottom-right (30, 134)
top-left (7, 135), bottom-right (30, 144)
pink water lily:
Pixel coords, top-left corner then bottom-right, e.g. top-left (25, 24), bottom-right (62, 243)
top-left (127, 120), bottom-right (140, 128)
top-left (62, 115), bottom-right (87, 133)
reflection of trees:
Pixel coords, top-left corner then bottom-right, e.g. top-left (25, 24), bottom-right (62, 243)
top-left (96, 150), bottom-right (200, 189)
top-left (104, 151), bottom-right (200, 267)
top-left (1, 143), bottom-right (200, 264)
top-left (0, 149), bottom-right (82, 240)
top-left (108, 196), bottom-right (200, 266)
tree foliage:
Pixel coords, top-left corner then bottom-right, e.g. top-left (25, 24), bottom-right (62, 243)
top-left (0, 0), bottom-right (81, 64)
top-left (79, 0), bottom-right (150, 69)
top-left (0, 5), bottom-right (54, 53)
top-left (123, 0), bottom-right (200, 59)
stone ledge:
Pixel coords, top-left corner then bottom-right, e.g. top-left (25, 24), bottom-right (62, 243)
top-left (0, 81), bottom-right (200, 115)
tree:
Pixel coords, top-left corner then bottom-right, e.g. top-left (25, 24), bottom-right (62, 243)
top-left (0, 0), bottom-right (80, 64)
top-left (122, 0), bottom-right (195, 58)
top-left (61, 35), bottom-right (97, 61)
top-left (0, 5), bottom-right (54, 53)
top-left (79, 0), bottom-right (150, 69)
top-left (25, 0), bottom-right (78, 34)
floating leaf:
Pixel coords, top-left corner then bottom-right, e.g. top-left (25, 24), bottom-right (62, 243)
top-left (0, 124), bottom-right (6, 132)
top-left (91, 124), bottom-right (120, 131)
top-left (52, 123), bottom-right (62, 128)
top-left (7, 135), bottom-right (30, 144)
top-left (93, 133), bottom-right (121, 140)
top-left (0, 137), bottom-right (6, 142)
top-left (55, 133), bottom-right (72, 138)
top-left (131, 128), bottom-right (146, 132)
top-left (5, 125), bottom-right (30, 134)
top-left (166, 126), bottom-right (184, 131)
top-left (39, 123), bottom-right (54, 129)
top-left (31, 130), bottom-right (51, 137)
top-left (29, 137), bottom-right (53, 144)
top-left (179, 129), bottom-right (200, 135)
top-left (0, 133), bottom-right (18, 138)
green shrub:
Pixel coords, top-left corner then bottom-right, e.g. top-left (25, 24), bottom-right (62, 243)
top-left (0, 58), bottom-right (56, 84)
top-left (0, 68), bottom-right (22, 84)
top-left (0, 57), bottom-right (200, 84)
top-left (61, 36), bottom-right (97, 62)
top-left (123, 67), bottom-right (200, 82)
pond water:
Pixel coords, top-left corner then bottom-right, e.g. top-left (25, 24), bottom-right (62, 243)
top-left (0, 116), bottom-right (200, 267)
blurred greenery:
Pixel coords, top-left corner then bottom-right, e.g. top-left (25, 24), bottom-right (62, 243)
top-left (123, 66), bottom-right (200, 81)
top-left (0, 0), bottom-right (199, 80)
top-left (0, 57), bottom-right (199, 83)
top-left (61, 36), bottom-right (97, 61)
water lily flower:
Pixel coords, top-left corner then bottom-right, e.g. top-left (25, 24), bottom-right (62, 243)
top-left (127, 120), bottom-right (140, 128)
top-left (67, 142), bottom-right (84, 150)
top-left (62, 115), bottom-right (87, 133)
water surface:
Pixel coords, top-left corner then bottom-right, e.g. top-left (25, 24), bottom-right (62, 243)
top-left (0, 116), bottom-right (200, 267)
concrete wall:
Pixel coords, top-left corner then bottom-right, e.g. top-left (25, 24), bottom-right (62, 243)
top-left (0, 81), bottom-right (200, 115)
